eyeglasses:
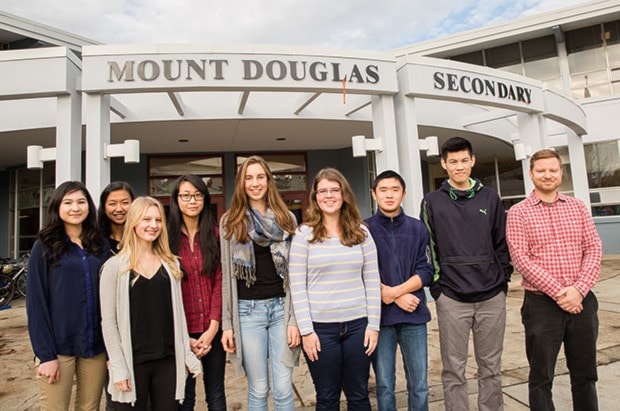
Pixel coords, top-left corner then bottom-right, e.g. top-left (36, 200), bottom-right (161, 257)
top-left (178, 193), bottom-right (205, 202)
top-left (316, 188), bottom-right (341, 196)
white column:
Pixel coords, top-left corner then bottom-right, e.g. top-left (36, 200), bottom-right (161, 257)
top-left (517, 113), bottom-right (547, 194)
top-left (55, 90), bottom-right (82, 184)
top-left (555, 32), bottom-right (573, 97)
top-left (371, 95), bottom-right (400, 174)
top-left (566, 130), bottom-right (591, 209)
top-left (394, 93), bottom-right (424, 216)
top-left (85, 93), bottom-right (111, 204)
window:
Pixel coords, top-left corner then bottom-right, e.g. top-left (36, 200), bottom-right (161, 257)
top-left (451, 51), bottom-right (484, 66)
top-left (449, 35), bottom-right (562, 92)
top-left (522, 36), bottom-right (561, 91)
top-left (148, 155), bottom-right (225, 217)
top-left (149, 155), bottom-right (224, 197)
top-left (585, 140), bottom-right (620, 188)
top-left (485, 43), bottom-right (522, 75)
top-left (235, 153), bottom-right (307, 192)
top-left (566, 22), bottom-right (617, 98)
top-left (235, 153), bottom-right (309, 223)
top-left (8, 164), bottom-right (55, 257)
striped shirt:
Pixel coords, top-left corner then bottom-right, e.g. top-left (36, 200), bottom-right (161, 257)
top-left (289, 224), bottom-right (381, 335)
top-left (506, 191), bottom-right (602, 297)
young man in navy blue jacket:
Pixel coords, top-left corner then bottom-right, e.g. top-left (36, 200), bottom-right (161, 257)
top-left (421, 137), bottom-right (512, 411)
top-left (365, 170), bottom-right (433, 411)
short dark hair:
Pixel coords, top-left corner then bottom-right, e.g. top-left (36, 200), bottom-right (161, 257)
top-left (529, 149), bottom-right (561, 170)
top-left (372, 170), bottom-right (406, 192)
top-left (441, 137), bottom-right (473, 160)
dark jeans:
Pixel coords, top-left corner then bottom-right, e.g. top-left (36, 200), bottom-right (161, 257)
top-left (305, 317), bottom-right (372, 411)
top-left (179, 330), bottom-right (227, 410)
top-left (521, 291), bottom-right (599, 411)
top-left (115, 355), bottom-right (176, 411)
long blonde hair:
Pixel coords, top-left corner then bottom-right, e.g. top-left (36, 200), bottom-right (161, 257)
top-left (305, 168), bottom-right (366, 246)
top-left (118, 196), bottom-right (182, 279)
top-left (222, 155), bottom-right (296, 241)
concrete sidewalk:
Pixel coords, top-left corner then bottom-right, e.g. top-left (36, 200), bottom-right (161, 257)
top-left (214, 254), bottom-right (620, 410)
top-left (0, 256), bottom-right (617, 410)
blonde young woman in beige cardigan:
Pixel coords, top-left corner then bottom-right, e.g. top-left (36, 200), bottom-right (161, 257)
top-left (100, 197), bottom-right (201, 409)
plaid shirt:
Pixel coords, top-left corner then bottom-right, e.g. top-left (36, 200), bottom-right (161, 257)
top-left (178, 231), bottom-right (222, 334)
top-left (506, 191), bottom-right (602, 297)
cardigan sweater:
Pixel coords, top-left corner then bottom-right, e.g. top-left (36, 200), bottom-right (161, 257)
top-left (99, 254), bottom-right (202, 405)
top-left (219, 215), bottom-right (300, 376)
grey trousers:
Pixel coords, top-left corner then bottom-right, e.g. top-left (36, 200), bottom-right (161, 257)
top-left (435, 292), bottom-right (506, 411)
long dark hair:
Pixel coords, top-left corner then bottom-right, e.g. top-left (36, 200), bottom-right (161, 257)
top-left (168, 175), bottom-right (219, 276)
top-left (97, 181), bottom-right (136, 238)
top-left (38, 181), bottom-right (106, 267)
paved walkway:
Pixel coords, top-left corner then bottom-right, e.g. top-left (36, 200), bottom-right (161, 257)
top-left (0, 256), bottom-right (617, 410)
top-left (218, 254), bottom-right (620, 410)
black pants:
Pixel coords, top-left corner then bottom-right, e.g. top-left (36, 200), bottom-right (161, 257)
top-left (115, 355), bottom-right (176, 411)
top-left (521, 291), bottom-right (599, 411)
top-left (178, 330), bottom-right (227, 410)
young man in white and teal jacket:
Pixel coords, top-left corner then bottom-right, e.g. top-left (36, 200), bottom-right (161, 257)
top-left (365, 170), bottom-right (433, 411)
top-left (421, 137), bottom-right (513, 411)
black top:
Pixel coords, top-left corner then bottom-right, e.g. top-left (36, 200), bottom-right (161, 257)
top-left (109, 237), bottom-right (121, 255)
top-left (129, 266), bottom-right (175, 364)
top-left (237, 241), bottom-right (285, 300)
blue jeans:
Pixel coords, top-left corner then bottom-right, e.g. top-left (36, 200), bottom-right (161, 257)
top-left (305, 317), bottom-right (372, 411)
top-left (179, 329), bottom-right (227, 411)
top-left (522, 291), bottom-right (599, 411)
top-left (373, 323), bottom-right (428, 411)
top-left (238, 297), bottom-right (294, 411)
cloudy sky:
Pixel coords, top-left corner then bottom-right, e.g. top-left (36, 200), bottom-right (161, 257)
top-left (1, 0), bottom-right (592, 50)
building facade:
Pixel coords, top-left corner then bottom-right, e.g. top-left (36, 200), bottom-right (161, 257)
top-left (1, 0), bottom-right (619, 256)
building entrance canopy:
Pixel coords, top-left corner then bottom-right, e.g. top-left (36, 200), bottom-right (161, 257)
top-left (0, 44), bottom-right (589, 212)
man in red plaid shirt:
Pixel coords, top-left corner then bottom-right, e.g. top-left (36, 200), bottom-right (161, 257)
top-left (506, 148), bottom-right (602, 411)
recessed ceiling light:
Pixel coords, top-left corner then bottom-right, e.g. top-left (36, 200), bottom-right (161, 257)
top-left (178, 139), bottom-right (189, 143)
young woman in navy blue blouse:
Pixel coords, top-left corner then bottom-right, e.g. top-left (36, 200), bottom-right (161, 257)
top-left (27, 181), bottom-right (111, 410)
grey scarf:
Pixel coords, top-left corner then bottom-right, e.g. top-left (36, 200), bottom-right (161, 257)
top-left (232, 207), bottom-right (291, 287)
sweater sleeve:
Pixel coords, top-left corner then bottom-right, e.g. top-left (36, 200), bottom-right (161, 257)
top-left (26, 241), bottom-right (57, 363)
top-left (99, 257), bottom-right (131, 384)
top-left (219, 218), bottom-right (234, 331)
top-left (415, 224), bottom-right (434, 287)
top-left (420, 198), bottom-right (440, 283)
top-left (361, 228), bottom-right (381, 331)
top-left (288, 227), bottom-right (314, 335)
top-left (492, 194), bottom-right (513, 282)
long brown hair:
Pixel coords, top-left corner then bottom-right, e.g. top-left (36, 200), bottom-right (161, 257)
top-left (118, 197), bottom-right (182, 280)
top-left (222, 156), bottom-right (296, 241)
top-left (305, 168), bottom-right (366, 246)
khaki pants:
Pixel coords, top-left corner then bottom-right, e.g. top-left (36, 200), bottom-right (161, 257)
top-left (435, 292), bottom-right (506, 411)
top-left (37, 352), bottom-right (107, 411)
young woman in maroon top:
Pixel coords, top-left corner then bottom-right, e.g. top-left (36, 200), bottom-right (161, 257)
top-left (168, 174), bottom-right (226, 411)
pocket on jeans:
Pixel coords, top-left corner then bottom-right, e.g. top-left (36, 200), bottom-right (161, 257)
top-left (238, 300), bottom-right (254, 317)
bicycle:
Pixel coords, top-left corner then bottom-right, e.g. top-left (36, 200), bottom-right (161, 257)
top-left (0, 272), bottom-right (14, 306)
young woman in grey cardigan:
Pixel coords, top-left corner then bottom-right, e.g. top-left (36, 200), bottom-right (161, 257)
top-left (220, 156), bottom-right (300, 411)
top-left (100, 197), bottom-right (201, 409)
